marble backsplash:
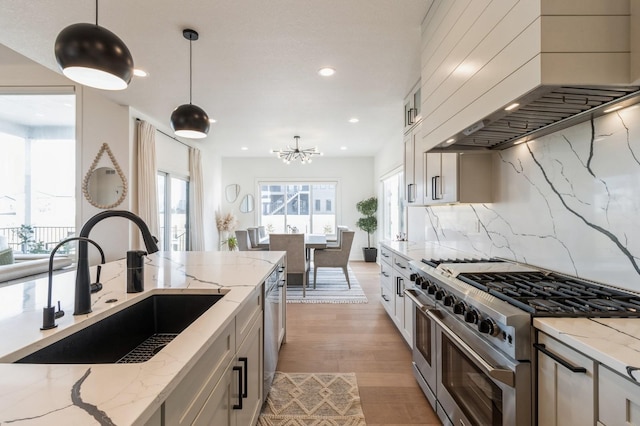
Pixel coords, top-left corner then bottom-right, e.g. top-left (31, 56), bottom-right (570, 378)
top-left (418, 103), bottom-right (640, 293)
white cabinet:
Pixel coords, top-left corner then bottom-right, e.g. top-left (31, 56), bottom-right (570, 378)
top-left (164, 283), bottom-right (265, 426)
top-left (379, 244), bottom-right (412, 348)
top-left (424, 152), bottom-right (492, 205)
top-left (404, 81), bottom-right (421, 132)
top-left (536, 332), bottom-right (595, 426)
top-left (598, 365), bottom-right (640, 426)
top-left (404, 121), bottom-right (424, 204)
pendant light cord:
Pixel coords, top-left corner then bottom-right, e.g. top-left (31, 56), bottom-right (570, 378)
top-left (95, 0), bottom-right (99, 25)
top-left (189, 38), bottom-right (193, 105)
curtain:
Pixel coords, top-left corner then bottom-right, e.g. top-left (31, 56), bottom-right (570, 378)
top-left (136, 120), bottom-right (159, 237)
top-left (189, 146), bottom-right (205, 251)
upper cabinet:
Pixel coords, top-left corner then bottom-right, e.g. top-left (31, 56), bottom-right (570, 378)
top-left (404, 81), bottom-right (422, 133)
top-left (404, 121), bottom-right (425, 205)
top-left (424, 152), bottom-right (492, 205)
top-left (418, 0), bottom-right (635, 152)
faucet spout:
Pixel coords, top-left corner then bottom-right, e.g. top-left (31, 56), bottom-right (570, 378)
top-left (75, 210), bottom-right (159, 315)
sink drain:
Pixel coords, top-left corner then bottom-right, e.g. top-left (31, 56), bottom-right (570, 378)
top-left (116, 333), bottom-right (178, 363)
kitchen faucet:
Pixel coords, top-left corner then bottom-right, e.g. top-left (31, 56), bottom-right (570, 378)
top-left (42, 236), bottom-right (105, 330)
top-left (74, 210), bottom-right (159, 315)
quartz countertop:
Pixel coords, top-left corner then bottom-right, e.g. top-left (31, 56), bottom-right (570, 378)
top-left (534, 317), bottom-right (640, 384)
top-left (0, 250), bottom-right (284, 425)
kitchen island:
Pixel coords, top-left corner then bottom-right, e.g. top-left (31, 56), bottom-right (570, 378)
top-left (0, 250), bottom-right (284, 425)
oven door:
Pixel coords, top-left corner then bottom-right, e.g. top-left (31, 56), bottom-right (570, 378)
top-left (405, 289), bottom-right (437, 409)
top-left (432, 310), bottom-right (531, 426)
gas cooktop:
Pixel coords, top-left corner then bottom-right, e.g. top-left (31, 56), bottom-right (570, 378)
top-left (457, 271), bottom-right (640, 317)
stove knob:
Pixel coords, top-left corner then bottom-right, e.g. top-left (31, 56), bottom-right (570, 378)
top-left (443, 294), bottom-right (457, 307)
top-left (478, 318), bottom-right (500, 337)
top-left (410, 273), bottom-right (418, 282)
top-left (415, 276), bottom-right (425, 286)
top-left (453, 301), bottom-right (468, 315)
top-left (465, 309), bottom-right (479, 324)
top-left (426, 283), bottom-right (437, 295)
top-left (434, 289), bottom-right (446, 301)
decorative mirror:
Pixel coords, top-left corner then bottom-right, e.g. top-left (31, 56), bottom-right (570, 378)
top-left (225, 184), bottom-right (240, 203)
top-left (239, 194), bottom-right (255, 213)
top-left (82, 143), bottom-right (128, 209)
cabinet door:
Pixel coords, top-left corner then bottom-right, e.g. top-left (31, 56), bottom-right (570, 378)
top-left (402, 293), bottom-right (413, 349)
top-left (278, 271), bottom-right (286, 347)
top-left (192, 361), bottom-right (235, 426)
top-left (439, 153), bottom-right (458, 204)
top-left (599, 365), bottom-right (640, 426)
top-left (235, 316), bottom-right (263, 426)
top-left (404, 132), bottom-right (415, 203)
top-left (537, 333), bottom-right (595, 426)
top-left (380, 261), bottom-right (394, 317)
top-left (426, 153), bottom-right (458, 204)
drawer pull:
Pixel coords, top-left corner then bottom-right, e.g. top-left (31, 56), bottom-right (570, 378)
top-left (534, 343), bottom-right (586, 373)
top-left (382, 271), bottom-right (389, 277)
top-left (395, 262), bottom-right (407, 269)
top-left (239, 357), bottom-right (248, 398)
top-left (232, 365), bottom-right (243, 409)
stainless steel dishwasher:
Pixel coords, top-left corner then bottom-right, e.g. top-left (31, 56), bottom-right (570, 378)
top-left (263, 264), bottom-right (283, 400)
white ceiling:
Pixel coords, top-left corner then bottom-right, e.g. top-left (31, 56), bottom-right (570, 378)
top-left (0, 0), bottom-right (429, 157)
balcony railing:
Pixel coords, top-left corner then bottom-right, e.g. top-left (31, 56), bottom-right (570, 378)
top-left (0, 226), bottom-right (76, 253)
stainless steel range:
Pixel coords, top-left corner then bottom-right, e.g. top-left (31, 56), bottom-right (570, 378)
top-left (406, 257), bottom-right (640, 426)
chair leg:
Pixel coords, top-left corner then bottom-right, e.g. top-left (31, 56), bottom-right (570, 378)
top-left (342, 266), bottom-right (351, 288)
top-left (303, 271), bottom-right (306, 298)
top-left (313, 266), bottom-right (318, 289)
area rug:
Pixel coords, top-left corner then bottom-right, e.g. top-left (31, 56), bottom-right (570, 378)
top-left (286, 267), bottom-right (368, 304)
top-left (258, 372), bottom-right (367, 426)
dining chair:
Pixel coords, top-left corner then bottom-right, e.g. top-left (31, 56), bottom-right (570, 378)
top-left (269, 233), bottom-right (310, 297)
top-left (313, 231), bottom-right (355, 289)
top-left (326, 225), bottom-right (348, 249)
top-left (247, 227), bottom-right (259, 248)
top-left (235, 230), bottom-right (263, 251)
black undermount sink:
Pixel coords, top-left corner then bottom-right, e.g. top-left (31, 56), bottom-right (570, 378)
top-left (17, 293), bottom-right (224, 364)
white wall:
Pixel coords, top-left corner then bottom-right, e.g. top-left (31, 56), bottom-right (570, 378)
top-left (220, 157), bottom-right (374, 260)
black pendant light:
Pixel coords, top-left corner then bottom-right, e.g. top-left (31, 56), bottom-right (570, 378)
top-left (54, 0), bottom-right (134, 90)
top-left (170, 29), bottom-right (210, 139)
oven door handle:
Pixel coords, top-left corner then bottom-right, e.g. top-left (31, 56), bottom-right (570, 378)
top-left (428, 309), bottom-right (516, 387)
top-left (404, 288), bottom-right (431, 311)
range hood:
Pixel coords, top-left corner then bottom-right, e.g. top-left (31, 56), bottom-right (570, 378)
top-left (431, 85), bottom-right (640, 152)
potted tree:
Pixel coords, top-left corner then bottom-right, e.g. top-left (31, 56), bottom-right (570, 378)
top-left (356, 197), bottom-right (378, 262)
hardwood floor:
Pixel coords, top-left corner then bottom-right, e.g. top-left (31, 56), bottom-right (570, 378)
top-left (277, 261), bottom-right (441, 426)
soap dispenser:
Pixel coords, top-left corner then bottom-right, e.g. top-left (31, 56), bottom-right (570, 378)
top-left (127, 250), bottom-right (147, 293)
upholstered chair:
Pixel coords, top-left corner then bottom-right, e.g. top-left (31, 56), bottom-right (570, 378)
top-left (313, 231), bottom-right (355, 289)
top-left (269, 233), bottom-right (310, 297)
top-left (247, 227), bottom-right (259, 248)
top-left (235, 230), bottom-right (262, 251)
top-left (326, 225), bottom-right (348, 249)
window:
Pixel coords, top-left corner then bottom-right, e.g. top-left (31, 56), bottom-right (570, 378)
top-left (381, 169), bottom-right (405, 241)
top-left (157, 172), bottom-right (189, 251)
top-left (0, 92), bottom-right (76, 253)
top-left (259, 182), bottom-right (337, 235)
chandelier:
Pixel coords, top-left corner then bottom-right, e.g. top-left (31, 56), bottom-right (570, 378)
top-left (273, 135), bottom-right (322, 164)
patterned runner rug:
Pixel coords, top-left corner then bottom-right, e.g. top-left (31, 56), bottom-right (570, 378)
top-left (258, 372), bottom-right (367, 426)
top-left (286, 266), bottom-right (368, 304)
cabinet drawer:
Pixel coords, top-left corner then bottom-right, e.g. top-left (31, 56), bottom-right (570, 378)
top-left (380, 246), bottom-right (392, 264)
top-left (392, 254), bottom-right (411, 275)
top-left (380, 262), bottom-right (393, 285)
top-left (164, 319), bottom-right (235, 426)
top-left (236, 285), bottom-right (263, 350)
top-left (599, 365), bottom-right (640, 426)
top-left (380, 281), bottom-right (394, 316)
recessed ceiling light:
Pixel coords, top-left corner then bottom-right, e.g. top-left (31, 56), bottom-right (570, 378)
top-left (133, 69), bottom-right (148, 77)
top-left (348, 118), bottom-right (359, 123)
top-left (504, 103), bottom-right (519, 111)
top-left (340, 146), bottom-right (348, 150)
top-left (241, 147), bottom-right (248, 151)
top-left (603, 105), bottom-right (623, 114)
top-left (318, 67), bottom-right (335, 77)
top-left (445, 138), bottom-right (455, 145)
top-left (209, 118), bottom-right (217, 123)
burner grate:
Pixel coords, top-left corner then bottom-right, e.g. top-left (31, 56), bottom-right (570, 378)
top-left (116, 333), bottom-right (178, 364)
top-left (458, 271), bottom-right (640, 317)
